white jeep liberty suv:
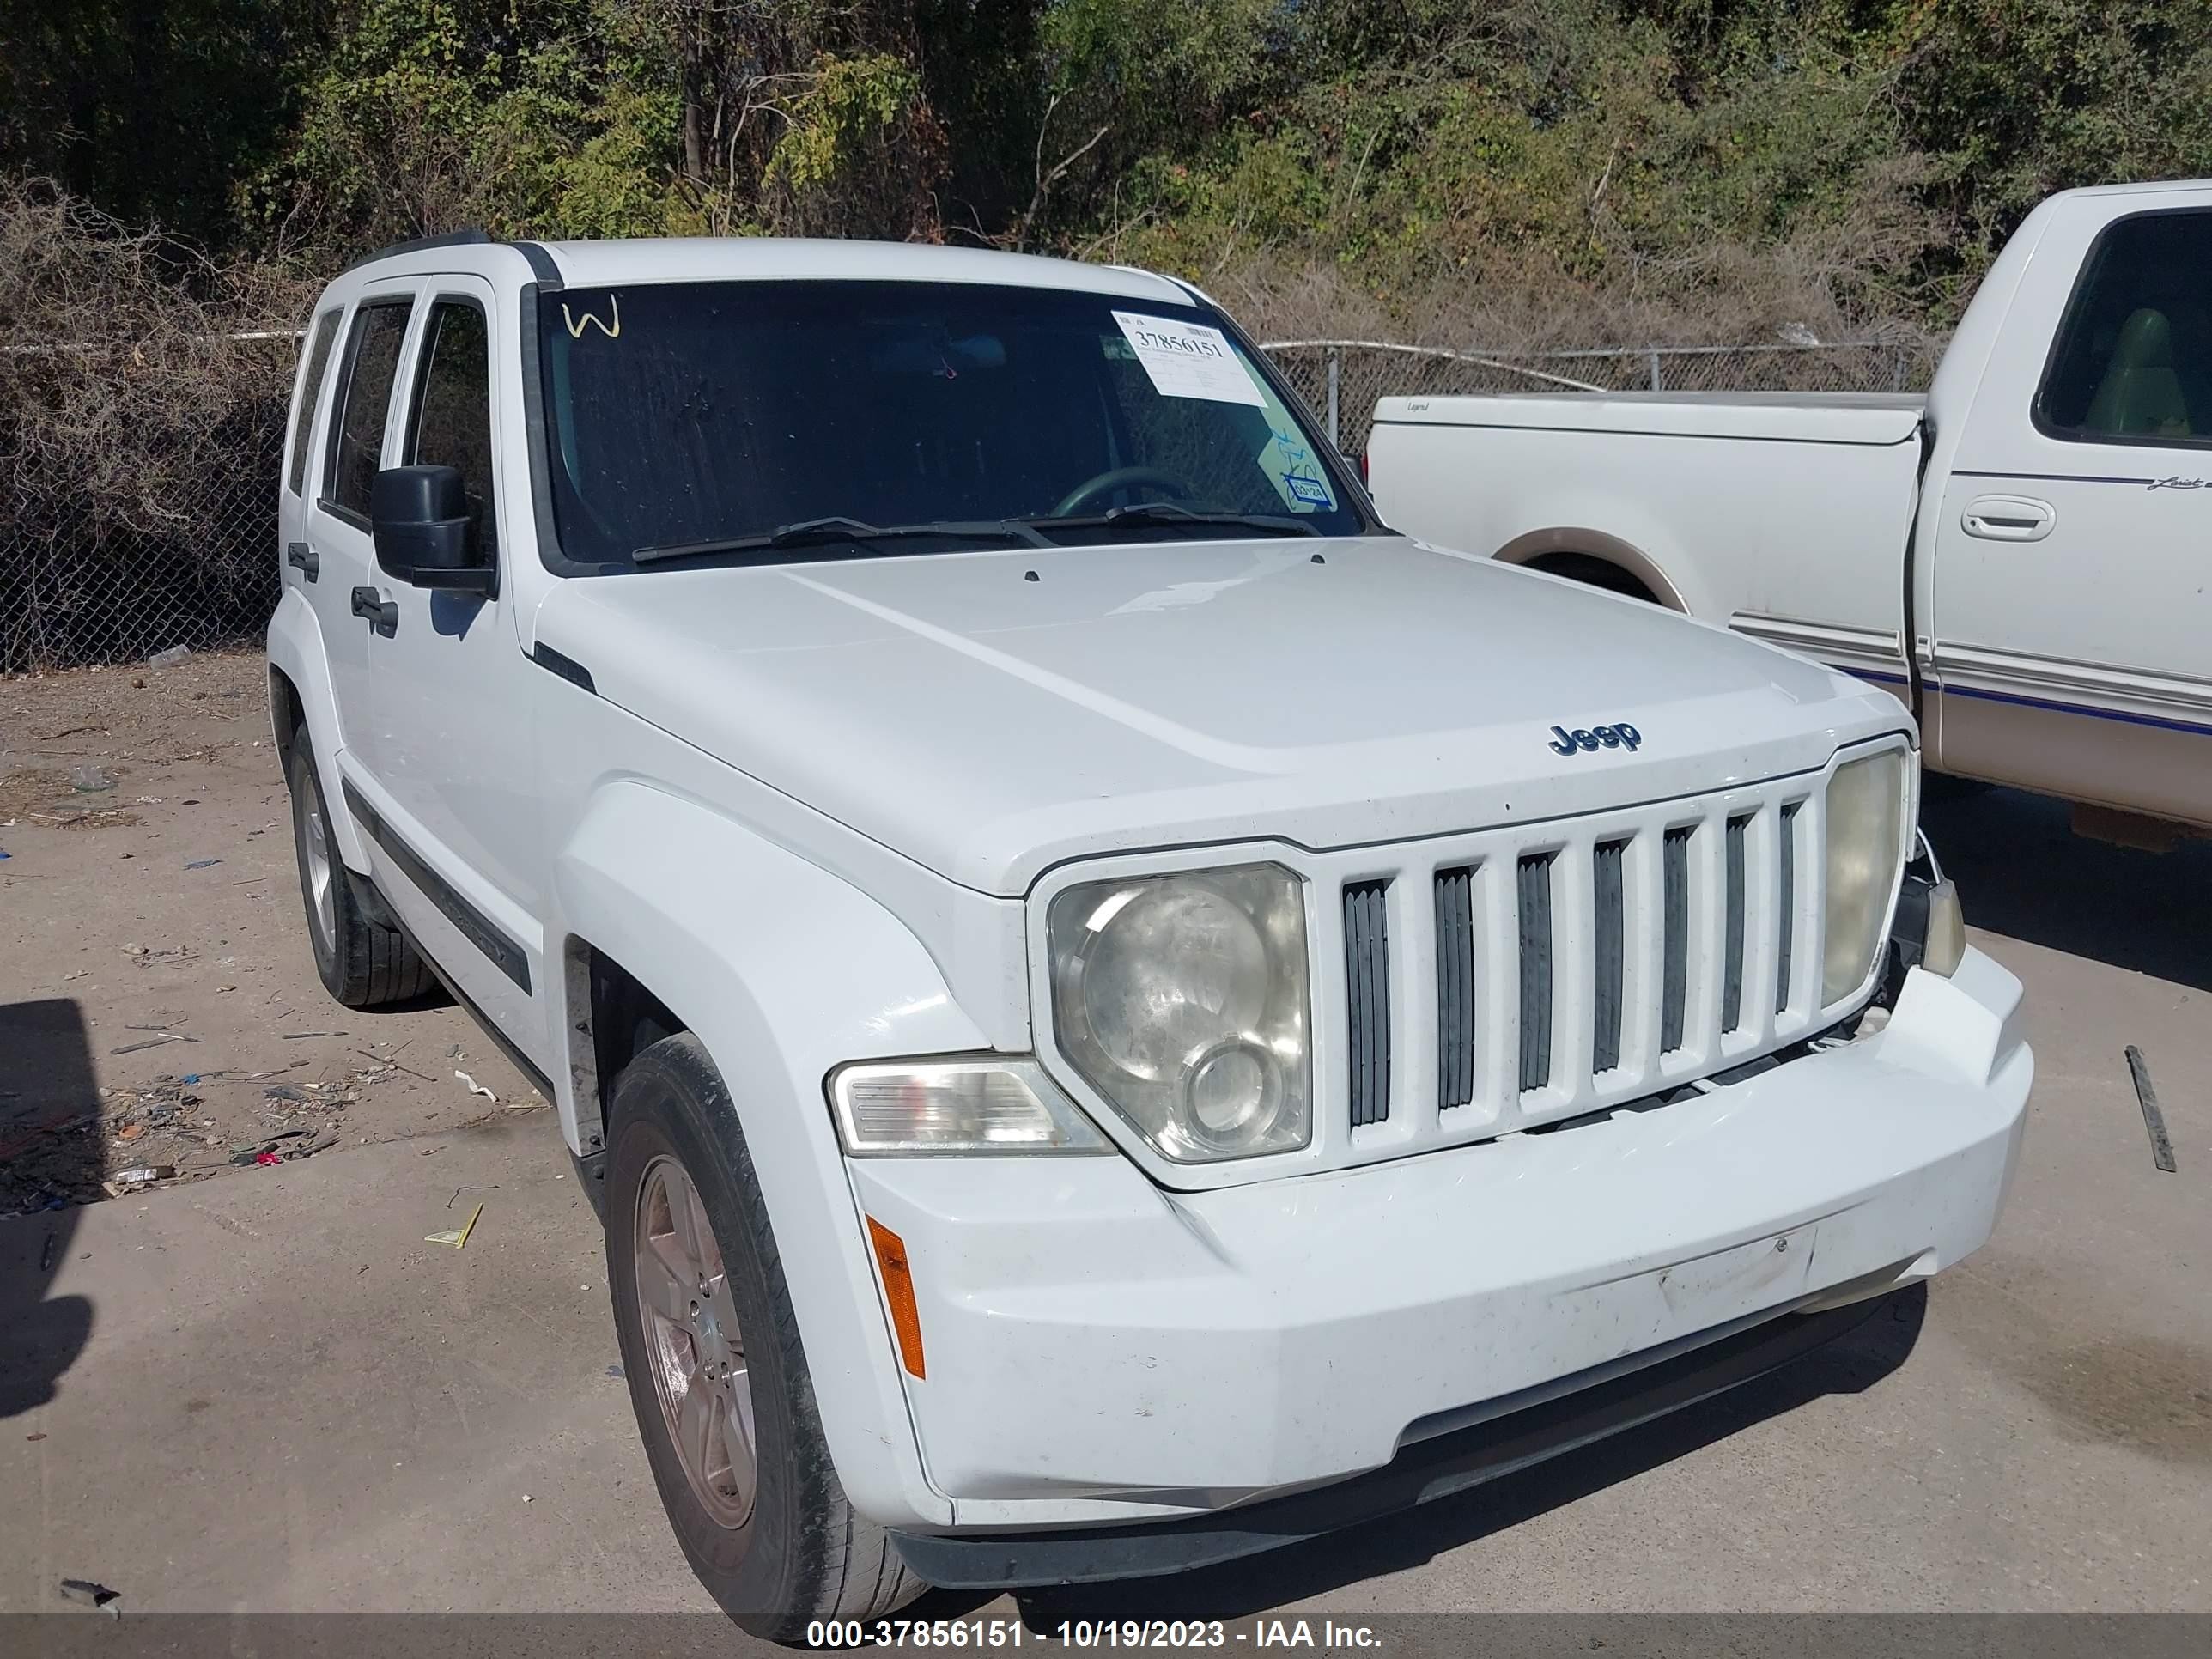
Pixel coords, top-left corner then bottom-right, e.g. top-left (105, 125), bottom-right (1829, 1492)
top-left (269, 230), bottom-right (2030, 1638)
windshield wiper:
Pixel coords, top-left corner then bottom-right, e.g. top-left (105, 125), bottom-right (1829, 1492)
top-left (1023, 502), bottom-right (1321, 539)
top-left (633, 517), bottom-right (1049, 565)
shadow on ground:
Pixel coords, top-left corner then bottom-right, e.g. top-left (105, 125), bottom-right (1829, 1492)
top-left (1923, 785), bottom-right (2212, 991)
top-left (906, 1287), bottom-right (1925, 1625)
top-left (0, 998), bottom-right (100, 1417)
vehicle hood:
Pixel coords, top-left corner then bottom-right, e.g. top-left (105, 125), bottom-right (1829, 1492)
top-left (532, 538), bottom-right (1906, 896)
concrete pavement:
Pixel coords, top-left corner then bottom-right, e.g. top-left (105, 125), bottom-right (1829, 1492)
top-left (2, 1120), bottom-right (712, 1615)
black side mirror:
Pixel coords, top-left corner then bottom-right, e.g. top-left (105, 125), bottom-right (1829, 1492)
top-left (371, 465), bottom-right (493, 594)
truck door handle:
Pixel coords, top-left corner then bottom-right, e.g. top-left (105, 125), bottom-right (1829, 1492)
top-left (350, 586), bottom-right (399, 635)
top-left (1961, 495), bottom-right (2055, 542)
top-left (287, 541), bottom-right (319, 580)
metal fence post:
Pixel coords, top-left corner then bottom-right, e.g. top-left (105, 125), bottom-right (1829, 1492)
top-left (1326, 346), bottom-right (1340, 447)
top-left (1648, 348), bottom-right (1662, 392)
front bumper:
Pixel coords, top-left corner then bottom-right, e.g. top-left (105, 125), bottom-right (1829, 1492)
top-left (846, 947), bottom-right (2029, 1540)
top-left (893, 1295), bottom-right (1886, 1589)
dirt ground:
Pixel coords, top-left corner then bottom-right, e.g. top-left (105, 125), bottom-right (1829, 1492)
top-left (0, 646), bottom-right (534, 1216)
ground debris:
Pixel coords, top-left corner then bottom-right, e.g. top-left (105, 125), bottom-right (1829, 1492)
top-left (120, 942), bottom-right (196, 966)
top-left (108, 1031), bottom-right (198, 1055)
top-left (356, 1046), bottom-right (435, 1083)
top-left (2125, 1045), bottom-right (2178, 1174)
top-left (425, 1200), bottom-right (484, 1249)
top-left (58, 1577), bottom-right (123, 1615)
top-left (106, 1165), bottom-right (176, 1192)
top-left (3, 1071), bottom-right (231, 1212)
top-left (233, 1127), bottom-right (339, 1165)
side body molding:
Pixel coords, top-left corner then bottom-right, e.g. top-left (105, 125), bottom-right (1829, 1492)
top-left (551, 781), bottom-right (994, 1528)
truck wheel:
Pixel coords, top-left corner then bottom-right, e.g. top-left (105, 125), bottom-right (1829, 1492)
top-left (605, 1033), bottom-right (923, 1641)
top-left (286, 728), bottom-right (434, 1008)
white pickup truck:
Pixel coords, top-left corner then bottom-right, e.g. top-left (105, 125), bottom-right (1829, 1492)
top-left (1369, 179), bottom-right (2212, 842)
top-left (269, 231), bottom-right (2027, 1638)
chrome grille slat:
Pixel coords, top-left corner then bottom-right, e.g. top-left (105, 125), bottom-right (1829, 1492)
top-left (1344, 880), bottom-right (1392, 1127)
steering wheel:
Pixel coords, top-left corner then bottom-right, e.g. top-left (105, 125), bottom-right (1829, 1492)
top-left (1051, 465), bottom-right (1196, 519)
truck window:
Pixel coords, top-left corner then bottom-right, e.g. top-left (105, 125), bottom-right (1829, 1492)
top-left (405, 298), bottom-right (498, 557)
top-left (535, 279), bottom-right (1366, 567)
top-left (2035, 210), bottom-right (2212, 447)
top-left (323, 299), bottom-right (416, 521)
top-left (287, 310), bottom-right (342, 498)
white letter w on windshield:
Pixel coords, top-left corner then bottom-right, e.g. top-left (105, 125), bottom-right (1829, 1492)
top-left (562, 295), bottom-right (621, 339)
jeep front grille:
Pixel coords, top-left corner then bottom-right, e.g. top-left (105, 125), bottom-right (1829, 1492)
top-left (1340, 777), bottom-right (1826, 1145)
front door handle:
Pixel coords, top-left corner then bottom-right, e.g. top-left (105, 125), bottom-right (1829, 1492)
top-left (1961, 495), bottom-right (2056, 542)
top-left (287, 541), bottom-right (319, 581)
top-left (350, 586), bottom-right (398, 636)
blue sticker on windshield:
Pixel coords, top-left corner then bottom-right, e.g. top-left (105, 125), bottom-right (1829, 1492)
top-left (1261, 425), bottom-right (1335, 512)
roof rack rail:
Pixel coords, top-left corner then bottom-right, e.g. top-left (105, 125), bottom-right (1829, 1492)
top-left (343, 228), bottom-right (493, 273)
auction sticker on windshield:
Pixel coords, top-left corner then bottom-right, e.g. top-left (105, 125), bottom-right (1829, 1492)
top-left (1113, 311), bottom-right (1266, 406)
top-left (1261, 425), bottom-right (1335, 512)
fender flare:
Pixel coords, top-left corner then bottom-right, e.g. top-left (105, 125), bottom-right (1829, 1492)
top-left (1491, 526), bottom-right (1691, 613)
top-left (552, 780), bottom-right (985, 1528)
top-left (265, 589), bottom-right (374, 871)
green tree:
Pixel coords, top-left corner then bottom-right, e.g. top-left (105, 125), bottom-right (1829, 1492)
top-left (1, 0), bottom-right (325, 246)
top-left (1897, 0), bottom-right (2212, 306)
top-left (246, 0), bottom-right (951, 252)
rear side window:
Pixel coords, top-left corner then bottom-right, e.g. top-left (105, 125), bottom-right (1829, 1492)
top-left (406, 299), bottom-right (498, 557)
top-left (2035, 210), bottom-right (2212, 447)
top-left (287, 310), bottom-right (342, 497)
top-left (324, 299), bottom-right (415, 519)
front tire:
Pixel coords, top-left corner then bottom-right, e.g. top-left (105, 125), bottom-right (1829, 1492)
top-left (286, 728), bottom-right (434, 1008)
top-left (605, 1033), bottom-right (922, 1640)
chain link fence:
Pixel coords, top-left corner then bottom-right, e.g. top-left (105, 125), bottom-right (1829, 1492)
top-left (2, 333), bottom-right (296, 674)
top-left (0, 331), bottom-right (1940, 675)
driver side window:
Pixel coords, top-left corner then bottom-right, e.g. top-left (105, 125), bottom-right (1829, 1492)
top-left (323, 299), bottom-right (415, 524)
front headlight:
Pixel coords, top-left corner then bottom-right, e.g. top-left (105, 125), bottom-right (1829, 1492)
top-left (830, 1059), bottom-right (1112, 1155)
top-left (1046, 863), bottom-right (1310, 1163)
top-left (1822, 747), bottom-right (1911, 1005)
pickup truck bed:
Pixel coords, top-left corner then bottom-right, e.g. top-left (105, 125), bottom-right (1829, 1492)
top-left (1370, 389), bottom-right (1928, 692)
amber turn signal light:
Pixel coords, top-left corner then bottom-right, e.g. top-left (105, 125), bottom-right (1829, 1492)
top-left (866, 1216), bottom-right (926, 1380)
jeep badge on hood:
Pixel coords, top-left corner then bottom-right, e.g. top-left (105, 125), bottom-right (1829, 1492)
top-left (1549, 722), bottom-right (1642, 755)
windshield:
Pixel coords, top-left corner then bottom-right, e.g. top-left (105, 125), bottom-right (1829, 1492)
top-left (535, 279), bottom-right (1369, 566)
